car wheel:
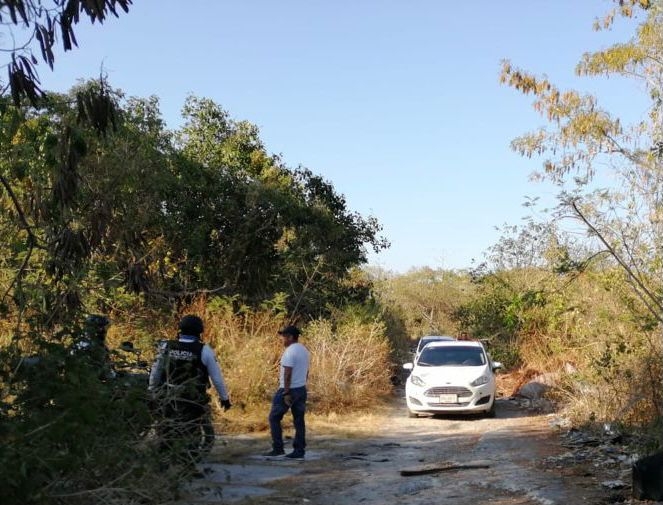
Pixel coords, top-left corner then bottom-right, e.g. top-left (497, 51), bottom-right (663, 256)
top-left (407, 409), bottom-right (419, 418)
top-left (485, 400), bottom-right (496, 418)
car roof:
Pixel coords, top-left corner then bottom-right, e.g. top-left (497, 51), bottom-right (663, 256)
top-left (419, 335), bottom-right (455, 341)
top-left (423, 340), bottom-right (485, 350)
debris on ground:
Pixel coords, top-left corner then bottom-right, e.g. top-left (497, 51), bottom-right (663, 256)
top-left (400, 461), bottom-right (491, 476)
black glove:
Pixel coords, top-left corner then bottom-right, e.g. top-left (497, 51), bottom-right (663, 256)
top-left (221, 399), bottom-right (232, 411)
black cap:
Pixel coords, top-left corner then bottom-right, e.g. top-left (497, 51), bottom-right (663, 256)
top-left (278, 325), bottom-right (301, 338)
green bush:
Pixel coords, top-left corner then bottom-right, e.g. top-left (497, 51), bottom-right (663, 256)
top-left (0, 337), bottom-right (171, 505)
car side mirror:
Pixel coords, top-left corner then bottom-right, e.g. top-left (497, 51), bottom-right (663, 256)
top-left (492, 361), bottom-right (503, 371)
top-left (402, 362), bottom-right (413, 371)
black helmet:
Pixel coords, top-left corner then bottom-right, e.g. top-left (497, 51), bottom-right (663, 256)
top-left (86, 314), bottom-right (110, 328)
top-left (178, 315), bottom-right (204, 336)
top-left (84, 314), bottom-right (110, 341)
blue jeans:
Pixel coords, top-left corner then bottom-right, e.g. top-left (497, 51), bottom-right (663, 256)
top-left (269, 386), bottom-right (307, 454)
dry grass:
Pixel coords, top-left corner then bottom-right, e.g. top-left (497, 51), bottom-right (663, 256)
top-left (306, 318), bottom-right (392, 411)
top-left (215, 402), bottom-right (396, 439)
top-left (503, 272), bottom-right (663, 433)
top-left (168, 298), bottom-right (395, 432)
top-left (559, 341), bottom-right (663, 426)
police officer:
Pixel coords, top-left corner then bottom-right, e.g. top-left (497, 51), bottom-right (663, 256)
top-left (149, 315), bottom-right (231, 469)
top-left (75, 314), bottom-right (115, 379)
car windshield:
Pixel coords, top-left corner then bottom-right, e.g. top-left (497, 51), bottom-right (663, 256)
top-left (417, 346), bottom-right (486, 367)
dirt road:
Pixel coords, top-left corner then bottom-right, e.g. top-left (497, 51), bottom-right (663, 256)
top-left (179, 395), bottom-right (632, 505)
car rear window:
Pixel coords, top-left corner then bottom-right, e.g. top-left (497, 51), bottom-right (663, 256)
top-left (417, 346), bottom-right (486, 366)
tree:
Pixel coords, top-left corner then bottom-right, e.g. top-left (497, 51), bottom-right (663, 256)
top-left (500, 0), bottom-right (663, 327)
top-left (0, 0), bottom-right (132, 104)
top-left (0, 81), bottom-right (174, 330)
top-left (0, 84), bottom-right (390, 335)
top-left (169, 95), bottom-right (389, 315)
top-left (0, 82), bottom-right (390, 502)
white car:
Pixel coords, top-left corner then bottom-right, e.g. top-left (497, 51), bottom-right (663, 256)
top-left (403, 340), bottom-right (501, 418)
top-left (413, 335), bottom-right (455, 359)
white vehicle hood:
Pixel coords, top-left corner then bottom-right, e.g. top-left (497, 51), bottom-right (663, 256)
top-left (413, 365), bottom-right (488, 385)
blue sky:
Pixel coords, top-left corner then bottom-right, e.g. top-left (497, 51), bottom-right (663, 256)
top-left (35, 1), bottom-right (646, 272)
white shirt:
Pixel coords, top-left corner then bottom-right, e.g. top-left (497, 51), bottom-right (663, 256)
top-left (280, 342), bottom-right (310, 389)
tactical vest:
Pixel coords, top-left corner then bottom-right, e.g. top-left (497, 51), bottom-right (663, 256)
top-left (161, 340), bottom-right (209, 402)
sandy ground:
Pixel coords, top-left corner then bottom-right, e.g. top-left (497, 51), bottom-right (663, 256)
top-left (174, 392), bottom-right (634, 505)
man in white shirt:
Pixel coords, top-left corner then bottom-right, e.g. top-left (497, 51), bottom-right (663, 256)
top-left (264, 325), bottom-right (310, 459)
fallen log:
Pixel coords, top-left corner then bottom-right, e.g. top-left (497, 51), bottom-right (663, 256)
top-left (400, 462), bottom-right (490, 476)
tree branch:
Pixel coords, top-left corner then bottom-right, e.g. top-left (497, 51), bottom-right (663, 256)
top-left (0, 173), bottom-right (44, 248)
top-left (570, 199), bottom-right (663, 324)
top-left (0, 234), bottom-right (34, 305)
top-left (146, 285), bottom-right (228, 299)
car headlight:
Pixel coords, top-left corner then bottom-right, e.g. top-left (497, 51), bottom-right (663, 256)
top-left (470, 375), bottom-right (488, 387)
top-left (410, 375), bottom-right (426, 387)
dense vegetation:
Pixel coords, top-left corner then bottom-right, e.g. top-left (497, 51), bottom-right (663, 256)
top-left (1, 0), bottom-right (662, 503)
top-left (0, 80), bottom-right (391, 503)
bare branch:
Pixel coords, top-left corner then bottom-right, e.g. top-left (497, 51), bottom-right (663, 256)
top-left (570, 199), bottom-right (663, 323)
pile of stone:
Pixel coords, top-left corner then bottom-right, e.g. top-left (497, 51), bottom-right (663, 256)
top-left (543, 423), bottom-right (662, 502)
